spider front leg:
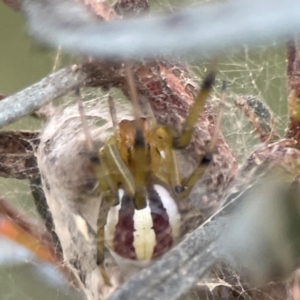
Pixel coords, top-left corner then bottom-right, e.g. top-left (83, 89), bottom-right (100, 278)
top-left (149, 72), bottom-right (215, 197)
top-left (100, 136), bottom-right (136, 199)
top-left (109, 96), bottom-right (149, 210)
top-left (173, 71), bottom-right (215, 149)
top-left (177, 153), bottom-right (213, 200)
top-left (173, 71), bottom-right (215, 198)
top-left (90, 150), bottom-right (118, 280)
top-left (96, 196), bottom-right (113, 286)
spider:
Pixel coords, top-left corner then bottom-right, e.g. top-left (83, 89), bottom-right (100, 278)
top-left (82, 71), bottom-right (216, 266)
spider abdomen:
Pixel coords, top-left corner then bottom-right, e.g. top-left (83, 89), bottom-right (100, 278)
top-left (104, 184), bottom-right (181, 261)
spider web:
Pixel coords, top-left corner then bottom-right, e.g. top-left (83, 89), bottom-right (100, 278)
top-left (0, 0), bottom-right (291, 299)
top-left (198, 44), bottom-right (288, 162)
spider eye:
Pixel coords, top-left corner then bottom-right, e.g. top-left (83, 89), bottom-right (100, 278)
top-left (174, 185), bottom-right (184, 194)
top-left (134, 129), bottom-right (146, 147)
top-left (90, 155), bottom-right (100, 164)
top-left (172, 136), bottom-right (179, 147)
top-left (200, 153), bottom-right (212, 165)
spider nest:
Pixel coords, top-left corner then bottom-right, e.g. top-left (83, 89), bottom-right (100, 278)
top-left (36, 87), bottom-right (220, 298)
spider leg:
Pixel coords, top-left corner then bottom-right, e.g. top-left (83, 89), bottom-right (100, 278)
top-left (96, 195), bottom-right (112, 286)
top-left (91, 153), bottom-right (116, 268)
top-left (152, 72), bottom-right (215, 199)
top-left (100, 134), bottom-right (148, 210)
top-left (102, 136), bottom-right (135, 198)
top-left (139, 94), bottom-right (157, 129)
top-left (151, 126), bottom-right (212, 199)
top-left (177, 153), bottom-right (212, 200)
top-left (173, 72), bottom-right (215, 149)
top-left (176, 78), bottom-right (225, 199)
top-left (96, 209), bottom-right (106, 266)
top-left (109, 94), bottom-right (149, 209)
top-left (108, 95), bottom-right (119, 136)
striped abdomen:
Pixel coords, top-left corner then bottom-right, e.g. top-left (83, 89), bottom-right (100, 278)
top-left (104, 184), bottom-right (181, 260)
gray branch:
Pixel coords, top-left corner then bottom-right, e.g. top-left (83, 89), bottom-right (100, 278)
top-left (21, 0), bottom-right (300, 59)
top-left (0, 67), bottom-right (86, 128)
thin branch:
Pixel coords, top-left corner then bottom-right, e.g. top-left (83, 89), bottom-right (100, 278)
top-left (20, 0), bottom-right (300, 59)
top-left (0, 197), bottom-right (60, 263)
top-left (0, 196), bottom-right (78, 285)
top-left (0, 66), bottom-right (86, 128)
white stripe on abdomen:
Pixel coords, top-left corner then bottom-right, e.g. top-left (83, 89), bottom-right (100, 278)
top-left (104, 190), bottom-right (123, 249)
top-left (154, 184), bottom-right (181, 240)
top-left (133, 201), bottom-right (156, 260)
top-left (104, 186), bottom-right (180, 261)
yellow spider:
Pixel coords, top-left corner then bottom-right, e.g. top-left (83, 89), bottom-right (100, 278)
top-left (87, 71), bottom-right (215, 265)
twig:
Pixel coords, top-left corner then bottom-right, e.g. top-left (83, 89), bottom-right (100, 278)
top-left (0, 197), bottom-right (60, 263)
top-left (0, 196), bottom-right (78, 285)
top-left (0, 66), bottom-right (86, 128)
top-left (20, 0), bottom-right (300, 59)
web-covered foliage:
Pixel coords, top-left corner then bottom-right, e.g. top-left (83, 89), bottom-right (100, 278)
top-left (1, 0), bottom-right (300, 300)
